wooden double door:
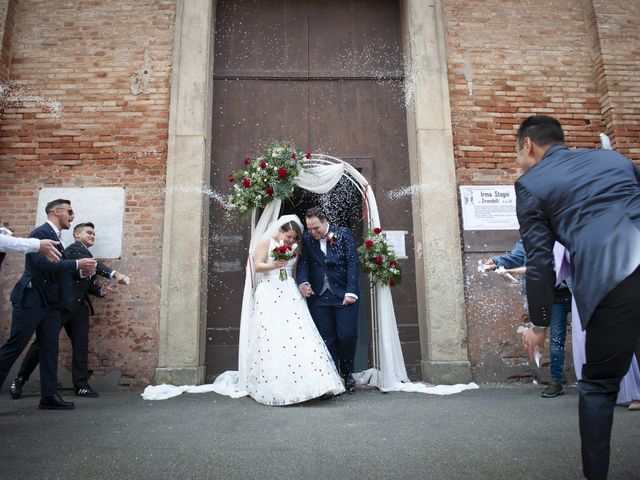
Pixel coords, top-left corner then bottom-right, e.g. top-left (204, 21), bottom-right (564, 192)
top-left (206, 0), bottom-right (421, 380)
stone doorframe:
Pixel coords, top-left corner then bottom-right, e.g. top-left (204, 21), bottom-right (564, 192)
top-left (156, 0), bottom-right (471, 385)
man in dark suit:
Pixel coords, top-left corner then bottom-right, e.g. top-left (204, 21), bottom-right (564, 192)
top-left (0, 199), bottom-right (97, 410)
top-left (10, 222), bottom-right (129, 399)
top-left (297, 207), bottom-right (360, 393)
top-left (515, 115), bottom-right (640, 479)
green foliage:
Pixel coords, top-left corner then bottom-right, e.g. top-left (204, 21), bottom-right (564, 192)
top-left (225, 141), bottom-right (309, 218)
top-left (357, 228), bottom-right (402, 287)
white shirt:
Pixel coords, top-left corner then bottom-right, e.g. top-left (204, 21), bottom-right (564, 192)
top-left (319, 224), bottom-right (330, 255)
top-left (0, 228), bottom-right (39, 254)
top-left (46, 220), bottom-right (64, 248)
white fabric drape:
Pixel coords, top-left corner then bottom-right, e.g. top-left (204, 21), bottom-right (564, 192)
top-left (296, 162), bottom-right (344, 193)
top-left (142, 155), bottom-right (478, 401)
top-left (554, 244), bottom-right (640, 405)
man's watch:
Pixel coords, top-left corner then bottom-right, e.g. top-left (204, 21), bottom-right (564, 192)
top-left (529, 324), bottom-right (547, 333)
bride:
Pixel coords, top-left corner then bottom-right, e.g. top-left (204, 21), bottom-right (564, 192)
top-left (244, 214), bottom-right (344, 405)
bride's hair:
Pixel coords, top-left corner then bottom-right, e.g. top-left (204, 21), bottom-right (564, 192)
top-left (280, 221), bottom-right (302, 241)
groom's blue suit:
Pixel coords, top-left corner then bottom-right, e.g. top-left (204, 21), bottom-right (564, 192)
top-left (297, 225), bottom-right (360, 377)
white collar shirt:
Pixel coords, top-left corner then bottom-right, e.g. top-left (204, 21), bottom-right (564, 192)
top-left (319, 224), bottom-right (331, 255)
top-left (46, 220), bottom-right (64, 249)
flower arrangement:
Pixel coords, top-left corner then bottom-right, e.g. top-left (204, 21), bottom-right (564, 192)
top-left (270, 241), bottom-right (298, 281)
top-left (325, 231), bottom-right (337, 245)
top-left (225, 141), bottom-right (311, 217)
top-left (357, 228), bottom-right (402, 287)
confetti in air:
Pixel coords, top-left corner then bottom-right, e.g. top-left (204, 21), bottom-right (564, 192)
top-left (0, 81), bottom-right (63, 119)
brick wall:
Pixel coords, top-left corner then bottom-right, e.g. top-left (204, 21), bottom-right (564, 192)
top-left (0, 0), bottom-right (175, 389)
top-left (0, 0), bottom-right (17, 83)
top-left (443, 0), bottom-right (640, 381)
top-left (589, 0), bottom-right (640, 160)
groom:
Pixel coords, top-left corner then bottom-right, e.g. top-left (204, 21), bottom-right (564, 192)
top-left (297, 207), bottom-right (360, 393)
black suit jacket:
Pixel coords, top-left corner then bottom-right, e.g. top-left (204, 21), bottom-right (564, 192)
top-left (63, 241), bottom-right (113, 314)
top-left (10, 222), bottom-right (78, 310)
top-left (516, 145), bottom-right (640, 328)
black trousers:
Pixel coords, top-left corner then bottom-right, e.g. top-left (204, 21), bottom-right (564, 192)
top-left (308, 291), bottom-right (359, 376)
top-left (19, 303), bottom-right (91, 390)
top-left (579, 266), bottom-right (640, 480)
top-left (0, 303), bottom-right (60, 397)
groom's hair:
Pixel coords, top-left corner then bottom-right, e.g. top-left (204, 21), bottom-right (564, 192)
top-left (305, 207), bottom-right (327, 221)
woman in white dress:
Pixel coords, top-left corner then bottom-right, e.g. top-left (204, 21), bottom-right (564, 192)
top-left (554, 244), bottom-right (640, 409)
top-left (245, 215), bottom-right (344, 405)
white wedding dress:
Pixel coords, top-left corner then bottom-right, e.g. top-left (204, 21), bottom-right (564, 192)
top-left (244, 239), bottom-right (345, 405)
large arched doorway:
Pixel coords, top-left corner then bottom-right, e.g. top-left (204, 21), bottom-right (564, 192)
top-left (205, 0), bottom-right (420, 380)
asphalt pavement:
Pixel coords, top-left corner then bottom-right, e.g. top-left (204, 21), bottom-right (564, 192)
top-left (1, 384), bottom-right (639, 480)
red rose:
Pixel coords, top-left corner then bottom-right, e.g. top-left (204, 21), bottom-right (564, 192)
top-left (265, 187), bottom-right (274, 196)
top-left (286, 245), bottom-right (292, 251)
top-left (259, 161), bottom-right (267, 169)
top-left (375, 255), bottom-right (383, 264)
top-left (227, 174), bottom-right (234, 183)
top-left (389, 278), bottom-right (396, 287)
top-left (278, 245), bottom-right (288, 253)
top-left (365, 239), bottom-right (374, 249)
top-left (390, 260), bottom-right (398, 268)
top-left (291, 152), bottom-right (297, 159)
top-left (243, 157), bottom-right (251, 165)
top-left (305, 151), bottom-right (312, 159)
top-left (278, 168), bottom-right (288, 178)
top-left (242, 178), bottom-right (251, 188)
top-left (374, 227), bottom-right (382, 234)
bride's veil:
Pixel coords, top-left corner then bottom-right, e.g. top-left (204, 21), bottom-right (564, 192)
top-left (265, 214), bottom-right (304, 239)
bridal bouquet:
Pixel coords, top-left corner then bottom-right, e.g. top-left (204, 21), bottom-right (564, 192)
top-left (225, 141), bottom-right (310, 218)
top-left (358, 228), bottom-right (402, 287)
top-left (270, 241), bottom-right (298, 281)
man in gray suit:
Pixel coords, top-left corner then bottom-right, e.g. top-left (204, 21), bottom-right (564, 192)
top-left (515, 115), bottom-right (640, 480)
